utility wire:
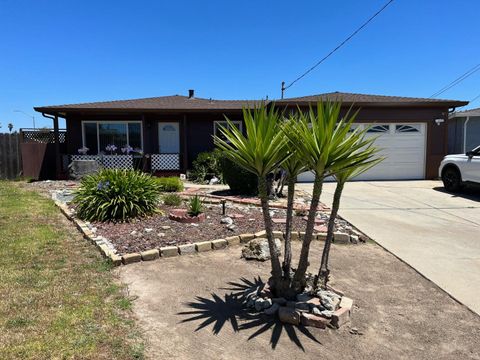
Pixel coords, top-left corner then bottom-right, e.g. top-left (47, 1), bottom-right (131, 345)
top-left (469, 92), bottom-right (480, 105)
top-left (282, 0), bottom-right (395, 94)
top-left (430, 63), bottom-right (480, 98)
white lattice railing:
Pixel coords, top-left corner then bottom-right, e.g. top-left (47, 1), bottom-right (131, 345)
top-left (151, 153), bottom-right (180, 170)
top-left (71, 155), bottom-right (133, 169)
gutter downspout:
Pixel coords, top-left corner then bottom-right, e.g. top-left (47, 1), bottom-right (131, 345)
top-left (42, 112), bottom-right (62, 179)
top-left (463, 116), bottom-right (470, 153)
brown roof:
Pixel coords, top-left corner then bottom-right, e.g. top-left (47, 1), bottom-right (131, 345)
top-left (34, 95), bottom-right (264, 114)
top-left (34, 91), bottom-right (468, 115)
top-left (276, 91), bottom-right (468, 107)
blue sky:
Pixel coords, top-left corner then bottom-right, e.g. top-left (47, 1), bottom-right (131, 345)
top-left (1, 0), bottom-right (479, 130)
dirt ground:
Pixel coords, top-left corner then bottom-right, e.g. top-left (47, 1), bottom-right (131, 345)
top-left (119, 242), bottom-right (480, 360)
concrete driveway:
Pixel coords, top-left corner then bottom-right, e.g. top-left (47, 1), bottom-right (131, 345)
top-left (297, 180), bottom-right (480, 315)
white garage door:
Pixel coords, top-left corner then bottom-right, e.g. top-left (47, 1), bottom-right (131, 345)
top-left (297, 123), bottom-right (427, 181)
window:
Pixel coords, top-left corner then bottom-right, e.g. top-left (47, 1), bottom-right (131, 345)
top-left (367, 124), bottom-right (390, 133)
top-left (395, 124), bottom-right (421, 133)
top-left (214, 121), bottom-right (242, 141)
top-left (82, 121), bottom-right (142, 154)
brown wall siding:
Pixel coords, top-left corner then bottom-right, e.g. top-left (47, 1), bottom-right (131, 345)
top-left (64, 106), bottom-right (450, 179)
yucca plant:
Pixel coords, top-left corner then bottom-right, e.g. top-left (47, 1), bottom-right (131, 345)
top-left (214, 103), bottom-right (291, 295)
top-left (73, 169), bottom-right (161, 222)
top-left (187, 195), bottom-right (204, 217)
top-left (315, 127), bottom-right (383, 288)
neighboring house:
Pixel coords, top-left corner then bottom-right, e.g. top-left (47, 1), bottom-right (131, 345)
top-left (448, 107), bottom-right (480, 154)
top-left (33, 91), bottom-right (467, 181)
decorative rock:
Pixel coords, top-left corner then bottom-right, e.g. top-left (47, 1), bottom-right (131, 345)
top-left (314, 225), bottom-right (328, 233)
top-left (110, 254), bottom-right (122, 266)
top-left (225, 236), bottom-right (241, 245)
top-left (254, 230), bottom-right (267, 238)
top-left (239, 233), bottom-right (255, 243)
top-left (272, 231), bottom-right (283, 239)
top-left (339, 296), bottom-right (354, 310)
top-left (350, 235), bottom-right (359, 244)
top-left (316, 233), bottom-right (327, 241)
top-left (278, 307), bottom-right (301, 325)
top-left (331, 307), bottom-right (350, 328)
top-left (144, 228), bottom-right (153, 233)
top-left (160, 246), bottom-right (179, 257)
top-left (68, 159), bottom-right (102, 180)
top-left (290, 232), bottom-right (300, 240)
top-left (272, 218), bottom-right (286, 224)
top-left (334, 232), bottom-right (350, 244)
top-left (141, 249), bottom-right (160, 261)
top-left (311, 307), bottom-right (322, 316)
top-left (195, 241), bottom-right (212, 252)
top-left (130, 230), bottom-right (142, 237)
top-left (226, 224), bottom-right (237, 231)
top-left (320, 309), bottom-right (334, 318)
top-left (220, 217), bottom-right (233, 225)
top-left (241, 238), bottom-right (281, 261)
top-left (299, 231), bottom-right (306, 240)
top-left (264, 302), bottom-right (280, 315)
top-left (300, 313), bottom-right (330, 328)
top-left (157, 232), bottom-right (166, 237)
top-left (122, 253), bottom-right (141, 265)
top-left (212, 239), bottom-right (228, 250)
top-left (161, 225), bottom-right (171, 230)
top-left (178, 243), bottom-right (196, 255)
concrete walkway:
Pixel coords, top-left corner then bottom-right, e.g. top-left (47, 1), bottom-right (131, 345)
top-left (298, 180), bottom-right (480, 315)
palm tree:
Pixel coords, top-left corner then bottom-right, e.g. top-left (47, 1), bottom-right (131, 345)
top-left (214, 104), bottom-right (291, 295)
top-left (8, 123), bottom-right (13, 133)
top-left (315, 129), bottom-right (383, 289)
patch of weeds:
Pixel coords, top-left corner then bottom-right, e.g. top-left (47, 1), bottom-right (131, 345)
top-left (5, 316), bottom-right (35, 329)
top-left (116, 297), bottom-right (133, 311)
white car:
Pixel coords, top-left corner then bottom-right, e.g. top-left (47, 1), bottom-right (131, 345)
top-left (439, 145), bottom-right (480, 191)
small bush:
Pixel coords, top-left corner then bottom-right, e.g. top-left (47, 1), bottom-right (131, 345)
top-left (162, 193), bottom-right (182, 206)
top-left (221, 157), bottom-right (258, 195)
top-left (156, 176), bottom-right (184, 192)
top-left (187, 195), bottom-right (204, 216)
top-left (189, 149), bottom-right (224, 184)
top-left (73, 169), bottom-right (161, 222)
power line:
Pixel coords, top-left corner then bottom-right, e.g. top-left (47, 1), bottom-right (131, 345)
top-left (430, 63), bottom-right (480, 98)
top-left (469, 92), bottom-right (480, 105)
top-left (281, 0), bottom-right (395, 97)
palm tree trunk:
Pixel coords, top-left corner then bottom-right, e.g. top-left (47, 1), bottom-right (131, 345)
top-left (291, 174), bottom-right (323, 292)
top-left (258, 175), bottom-right (283, 289)
top-left (316, 181), bottom-right (344, 289)
top-left (282, 175), bottom-right (296, 279)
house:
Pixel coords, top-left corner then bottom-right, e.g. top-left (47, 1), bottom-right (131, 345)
top-left (448, 107), bottom-right (480, 154)
top-left (33, 91), bottom-right (467, 181)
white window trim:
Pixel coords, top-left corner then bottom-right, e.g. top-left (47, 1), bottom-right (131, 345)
top-left (213, 120), bottom-right (243, 137)
top-left (81, 120), bottom-right (143, 154)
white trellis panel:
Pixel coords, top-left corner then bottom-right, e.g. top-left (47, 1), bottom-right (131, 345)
top-left (151, 154), bottom-right (180, 170)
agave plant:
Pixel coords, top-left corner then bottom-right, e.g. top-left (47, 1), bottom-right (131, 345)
top-left (188, 195), bottom-right (204, 217)
top-left (214, 104), bottom-right (291, 295)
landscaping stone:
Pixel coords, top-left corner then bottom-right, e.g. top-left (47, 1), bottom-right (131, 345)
top-left (272, 217), bottom-right (286, 224)
top-left (144, 228), bottom-right (153, 233)
top-left (272, 230), bottom-right (283, 239)
top-left (225, 235), bottom-right (240, 245)
top-left (157, 232), bottom-right (166, 237)
top-left (239, 233), bottom-right (255, 243)
top-left (68, 159), bottom-right (102, 180)
top-left (141, 249), bottom-right (160, 261)
top-left (300, 312), bottom-right (330, 328)
top-left (178, 243), bottom-right (196, 255)
top-left (160, 225), bottom-right (171, 230)
top-left (110, 254), bottom-right (122, 266)
top-left (278, 307), bottom-right (301, 325)
top-left (340, 296), bottom-right (354, 310)
top-left (211, 239), bottom-right (228, 250)
top-left (334, 232), bottom-right (350, 244)
top-left (254, 230), bottom-right (266, 238)
top-left (350, 235), bottom-right (359, 244)
top-left (220, 217), bottom-right (233, 225)
top-left (122, 253), bottom-right (142, 265)
top-left (195, 241), bottom-right (212, 252)
top-left (226, 224), bottom-right (237, 231)
top-left (314, 225), bottom-right (328, 233)
top-left (241, 238), bottom-right (281, 261)
top-left (160, 246), bottom-right (179, 257)
top-left (316, 233), bottom-right (327, 241)
top-left (290, 232), bottom-right (300, 240)
top-left (299, 231), bottom-right (306, 240)
top-left (331, 307), bottom-right (350, 328)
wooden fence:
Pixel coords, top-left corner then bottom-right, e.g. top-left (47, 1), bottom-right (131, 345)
top-left (0, 132), bottom-right (22, 179)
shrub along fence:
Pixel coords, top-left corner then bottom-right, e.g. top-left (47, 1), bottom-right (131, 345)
top-left (0, 132), bottom-right (22, 179)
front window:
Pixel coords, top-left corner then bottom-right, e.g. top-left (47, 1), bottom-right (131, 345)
top-left (214, 121), bottom-right (242, 141)
top-left (82, 121), bottom-right (142, 154)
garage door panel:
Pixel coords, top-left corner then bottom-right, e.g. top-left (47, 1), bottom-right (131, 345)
top-left (297, 122), bottom-right (426, 182)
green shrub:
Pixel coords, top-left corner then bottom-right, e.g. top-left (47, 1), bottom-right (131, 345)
top-left (162, 193), bottom-right (182, 206)
top-left (156, 176), bottom-right (184, 192)
top-left (220, 156), bottom-right (258, 195)
top-left (189, 149), bottom-right (223, 183)
top-left (73, 169), bottom-right (161, 222)
top-left (187, 195), bottom-right (204, 216)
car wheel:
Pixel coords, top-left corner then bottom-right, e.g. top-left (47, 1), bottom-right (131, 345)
top-left (442, 167), bottom-right (462, 192)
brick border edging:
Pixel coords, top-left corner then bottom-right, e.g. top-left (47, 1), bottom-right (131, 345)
top-left (52, 193), bottom-right (365, 267)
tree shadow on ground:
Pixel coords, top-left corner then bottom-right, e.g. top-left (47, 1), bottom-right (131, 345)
top-left (178, 277), bottom-right (321, 351)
